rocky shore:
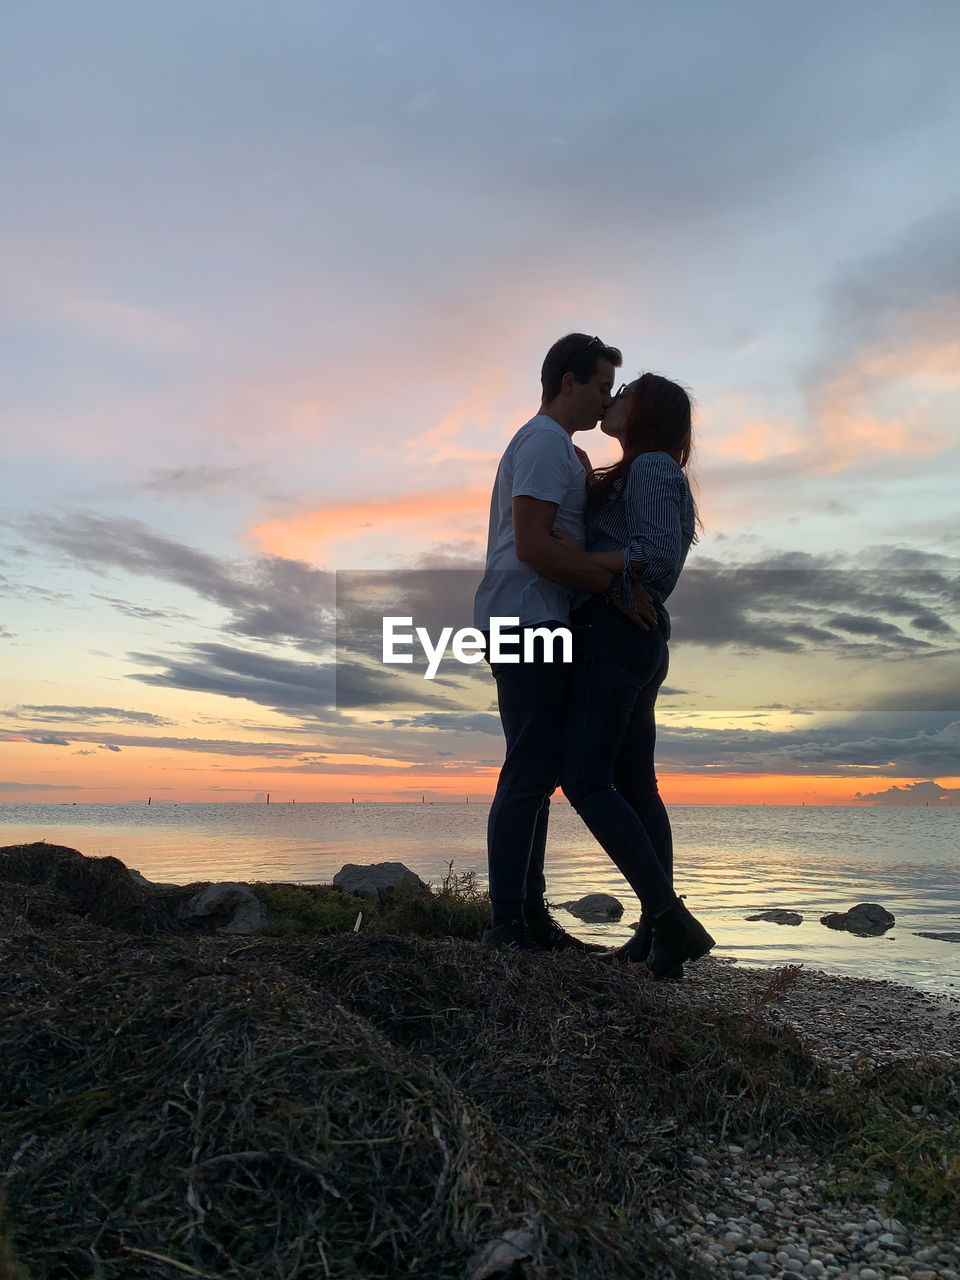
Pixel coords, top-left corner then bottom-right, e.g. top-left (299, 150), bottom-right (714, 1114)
top-left (1, 843), bottom-right (958, 1280)
top-left (632, 959), bottom-right (960, 1280)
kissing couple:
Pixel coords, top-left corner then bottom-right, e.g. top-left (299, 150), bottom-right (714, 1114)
top-left (473, 332), bottom-right (715, 979)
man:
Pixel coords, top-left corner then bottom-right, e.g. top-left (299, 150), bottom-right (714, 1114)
top-left (474, 333), bottom-right (655, 951)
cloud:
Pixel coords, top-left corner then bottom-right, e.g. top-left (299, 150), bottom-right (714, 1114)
top-left (804, 204), bottom-right (960, 470)
top-left (22, 514), bottom-right (335, 646)
top-left (0, 781), bottom-right (83, 792)
top-left (668, 558), bottom-right (960, 659)
top-left (0, 625), bottom-right (13, 639)
top-left (91, 594), bottom-right (195, 623)
top-left (249, 489), bottom-right (490, 560)
top-left (140, 465), bottom-right (258, 494)
top-left (334, 660), bottom-right (468, 712)
top-left (128, 643), bottom-right (337, 716)
top-left (655, 717), bottom-right (960, 777)
top-left (399, 711), bottom-right (502, 735)
top-left (25, 732), bottom-right (71, 746)
top-left (59, 299), bottom-right (196, 351)
top-left (0, 728), bottom-right (325, 758)
top-left (3, 705), bottom-right (174, 727)
top-left (854, 779), bottom-right (960, 805)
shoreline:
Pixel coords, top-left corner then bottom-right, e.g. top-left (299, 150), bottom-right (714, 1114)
top-left (0, 831), bottom-right (958, 996)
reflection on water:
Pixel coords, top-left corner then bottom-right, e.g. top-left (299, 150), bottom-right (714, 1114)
top-left (2, 801), bottom-right (958, 994)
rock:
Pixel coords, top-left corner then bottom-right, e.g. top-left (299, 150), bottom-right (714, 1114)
top-left (176, 883), bottom-right (267, 935)
top-left (746, 910), bottom-right (803, 926)
top-left (914, 931), bottom-right (960, 943)
top-left (467, 1224), bottom-right (542, 1280)
top-left (819, 903), bottom-right (895, 935)
top-left (558, 892), bottom-right (623, 922)
top-left (127, 867), bottom-right (161, 888)
top-left (332, 861), bottom-right (430, 903)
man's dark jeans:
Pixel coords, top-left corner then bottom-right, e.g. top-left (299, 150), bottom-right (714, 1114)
top-left (559, 600), bottom-right (676, 918)
top-left (486, 625), bottom-right (572, 924)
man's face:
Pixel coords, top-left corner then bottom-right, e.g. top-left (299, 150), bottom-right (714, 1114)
top-left (570, 358), bottom-right (617, 432)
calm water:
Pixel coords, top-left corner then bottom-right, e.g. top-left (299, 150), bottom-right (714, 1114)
top-left (1, 802), bottom-right (958, 995)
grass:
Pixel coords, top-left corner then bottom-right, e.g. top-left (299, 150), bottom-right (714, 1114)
top-left (821, 1061), bottom-right (960, 1225)
top-left (252, 862), bottom-right (492, 941)
top-left (0, 1201), bottom-right (28, 1280)
top-left (1, 842), bottom-right (958, 1279)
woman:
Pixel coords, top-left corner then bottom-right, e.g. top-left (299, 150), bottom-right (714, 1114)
top-left (554, 372), bottom-right (714, 979)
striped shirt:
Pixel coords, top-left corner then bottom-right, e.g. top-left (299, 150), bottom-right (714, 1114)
top-left (579, 451), bottom-right (695, 637)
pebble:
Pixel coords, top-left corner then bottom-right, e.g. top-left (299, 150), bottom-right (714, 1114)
top-left (623, 961), bottom-right (960, 1280)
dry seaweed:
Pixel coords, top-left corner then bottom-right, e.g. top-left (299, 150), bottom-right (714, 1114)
top-left (2, 843), bottom-right (958, 1280)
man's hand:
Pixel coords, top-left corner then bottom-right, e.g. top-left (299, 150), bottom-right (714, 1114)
top-left (550, 527), bottom-right (582, 552)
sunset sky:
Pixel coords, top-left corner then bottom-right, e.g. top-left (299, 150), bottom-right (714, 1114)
top-left (2, 0), bottom-right (958, 805)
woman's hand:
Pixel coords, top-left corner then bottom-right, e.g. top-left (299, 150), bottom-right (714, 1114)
top-left (551, 527), bottom-right (583, 552)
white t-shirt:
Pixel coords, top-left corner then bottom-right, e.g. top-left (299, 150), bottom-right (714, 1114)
top-left (474, 414), bottom-right (586, 629)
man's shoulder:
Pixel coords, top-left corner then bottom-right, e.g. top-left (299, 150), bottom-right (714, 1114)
top-left (505, 415), bottom-right (575, 457)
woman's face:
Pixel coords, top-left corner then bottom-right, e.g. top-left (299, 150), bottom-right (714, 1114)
top-left (600, 380), bottom-right (637, 439)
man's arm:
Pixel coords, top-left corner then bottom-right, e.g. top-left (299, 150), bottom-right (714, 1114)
top-left (551, 526), bottom-right (648, 577)
top-left (513, 497), bottom-right (614, 593)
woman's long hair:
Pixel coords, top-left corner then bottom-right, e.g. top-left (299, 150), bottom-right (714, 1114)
top-left (585, 372), bottom-right (699, 535)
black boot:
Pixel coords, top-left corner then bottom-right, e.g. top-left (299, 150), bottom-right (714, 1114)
top-left (603, 914), bottom-right (652, 963)
top-left (647, 899), bottom-right (714, 980)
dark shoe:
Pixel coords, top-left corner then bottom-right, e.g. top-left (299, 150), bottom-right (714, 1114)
top-left (525, 911), bottom-right (606, 953)
top-left (647, 900), bottom-right (714, 980)
top-left (604, 914), bottom-right (652, 964)
top-left (481, 920), bottom-right (544, 951)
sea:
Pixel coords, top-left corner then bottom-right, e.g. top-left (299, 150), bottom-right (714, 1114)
top-left (1, 802), bottom-right (958, 996)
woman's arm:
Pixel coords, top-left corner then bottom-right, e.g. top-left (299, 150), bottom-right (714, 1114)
top-left (551, 528), bottom-right (647, 577)
top-left (621, 454), bottom-right (687, 582)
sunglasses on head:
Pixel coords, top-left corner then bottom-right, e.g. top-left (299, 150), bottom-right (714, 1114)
top-left (568, 334), bottom-right (603, 363)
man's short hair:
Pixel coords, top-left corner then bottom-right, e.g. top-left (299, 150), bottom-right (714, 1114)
top-left (541, 333), bottom-right (622, 402)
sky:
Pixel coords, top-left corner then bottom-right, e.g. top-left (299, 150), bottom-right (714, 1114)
top-left (1, 0), bottom-right (959, 805)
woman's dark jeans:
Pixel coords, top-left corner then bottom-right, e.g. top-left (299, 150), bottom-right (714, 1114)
top-left (560, 600), bottom-right (676, 917)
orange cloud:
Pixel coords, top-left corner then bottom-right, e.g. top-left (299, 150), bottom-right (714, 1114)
top-left (811, 326), bottom-right (960, 472)
top-left (403, 411), bottom-right (502, 465)
top-left (249, 488), bottom-right (490, 559)
top-left (706, 410), bottom-right (804, 464)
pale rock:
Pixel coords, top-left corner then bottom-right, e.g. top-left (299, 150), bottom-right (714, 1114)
top-left (558, 892), bottom-right (623, 921)
top-left (127, 867), bottom-right (161, 888)
top-left (467, 1224), bottom-right (541, 1280)
top-left (176, 882), bottom-right (266, 935)
top-left (332, 861), bottom-right (430, 902)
